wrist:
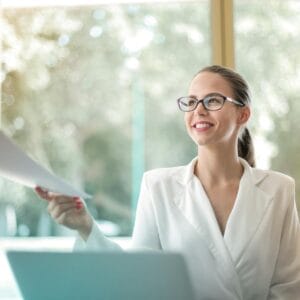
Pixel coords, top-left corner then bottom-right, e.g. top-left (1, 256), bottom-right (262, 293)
top-left (78, 215), bottom-right (93, 241)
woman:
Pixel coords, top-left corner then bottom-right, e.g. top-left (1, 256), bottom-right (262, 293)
top-left (36, 65), bottom-right (300, 299)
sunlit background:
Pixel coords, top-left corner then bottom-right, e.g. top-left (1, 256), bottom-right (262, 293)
top-left (1, 0), bottom-right (211, 238)
top-left (0, 0), bottom-right (300, 236)
top-left (2, 0), bottom-right (300, 239)
top-left (1, 0), bottom-right (300, 298)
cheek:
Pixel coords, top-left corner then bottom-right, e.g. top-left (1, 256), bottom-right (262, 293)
top-left (219, 115), bottom-right (239, 135)
top-left (215, 108), bottom-right (238, 127)
top-left (184, 111), bottom-right (194, 121)
top-left (184, 113), bottom-right (192, 129)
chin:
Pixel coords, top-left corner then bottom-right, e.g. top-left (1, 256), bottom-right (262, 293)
top-left (192, 137), bottom-right (211, 146)
top-left (191, 132), bottom-right (221, 147)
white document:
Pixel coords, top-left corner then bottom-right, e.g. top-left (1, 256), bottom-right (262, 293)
top-left (0, 130), bottom-right (91, 199)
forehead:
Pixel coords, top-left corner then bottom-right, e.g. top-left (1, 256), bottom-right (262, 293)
top-left (188, 71), bottom-right (234, 98)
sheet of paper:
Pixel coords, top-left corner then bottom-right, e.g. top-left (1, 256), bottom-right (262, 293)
top-left (0, 130), bottom-right (91, 199)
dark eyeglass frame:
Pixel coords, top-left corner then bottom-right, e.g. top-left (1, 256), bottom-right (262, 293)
top-left (177, 93), bottom-right (245, 112)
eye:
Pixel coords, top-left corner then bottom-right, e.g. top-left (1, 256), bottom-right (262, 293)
top-left (180, 97), bottom-right (196, 107)
top-left (187, 98), bottom-right (197, 106)
top-left (206, 96), bottom-right (223, 106)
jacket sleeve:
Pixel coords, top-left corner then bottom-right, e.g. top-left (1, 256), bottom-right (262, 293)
top-left (268, 180), bottom-right (300, 299)
top-left (131, 173), bottom-right (162, 250)
top-left (73, 220), bottom-right (123, 251)
top-left (73, 173), bottom-right (161, 251)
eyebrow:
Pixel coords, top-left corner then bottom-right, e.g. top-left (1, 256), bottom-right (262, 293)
top-left (188, 92), bottom-right (223, 99)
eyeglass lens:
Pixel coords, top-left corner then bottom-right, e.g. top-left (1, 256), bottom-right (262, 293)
top-left (179, 95), bottom-right (225, 111)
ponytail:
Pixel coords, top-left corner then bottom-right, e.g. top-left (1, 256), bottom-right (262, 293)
top-left (238, 127), bottom-right (255, 167)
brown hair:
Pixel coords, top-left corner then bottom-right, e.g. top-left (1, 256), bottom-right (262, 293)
top-left (195, 65), bottom-right (255, 167)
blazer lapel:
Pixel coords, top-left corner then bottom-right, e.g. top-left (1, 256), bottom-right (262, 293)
top-left (172, 158), bottom-right (244, 298)
top-left (172, 157), bottom-right (221, 255)
top-left (224, 159), bottom-right (273, 264)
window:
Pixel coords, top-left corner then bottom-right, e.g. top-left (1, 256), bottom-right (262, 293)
top-left (2, 1), bottom-right (300, 298)
top-left (235, 0), bottom-right (300, 211)
top-left (1, 0), bottom-right (210, 237)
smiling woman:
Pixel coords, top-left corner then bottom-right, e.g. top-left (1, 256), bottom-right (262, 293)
top-left (1, 1), bottom-right (300, 300)
top-left (34, 65), bottom-right (300, 299)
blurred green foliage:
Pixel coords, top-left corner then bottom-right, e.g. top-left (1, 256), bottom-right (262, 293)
top-left (1, 0), bottom-right (299, 237)
top-left (235, 0), bottom-right (300, 211)
top-left (1, 2), bottom-right (209, 236)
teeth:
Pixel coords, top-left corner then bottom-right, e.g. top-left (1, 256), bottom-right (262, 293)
top-left (195, 123), bottom-right (211, 129)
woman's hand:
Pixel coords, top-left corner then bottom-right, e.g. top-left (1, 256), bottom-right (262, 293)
top-left (35, 187), bottom-right (93, 241)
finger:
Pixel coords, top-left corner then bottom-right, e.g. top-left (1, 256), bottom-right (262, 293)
top-left (34, 186), bottom-right (48, 197)
top-left (47, 197), bottom-right (79, 212)
top-left (35, 186), bottom-right (47, 194)
top-left (35, 186), bottom-right (51, 200)
top-left (48, 193), bottom-right (82, 204)
top-left (46, 195), bottom-right (78, 206)
top-left (35, 187), bottom-right (74, 202)
top-left (47, 191), bottom-right (67, 198)
top-left (35, 187), bottom-right (65, 202)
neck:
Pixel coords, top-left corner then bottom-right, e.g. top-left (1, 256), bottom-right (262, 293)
top-left (195, 142), bottom-right (243, 186)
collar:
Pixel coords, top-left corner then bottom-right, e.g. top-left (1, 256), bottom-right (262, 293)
top-left (175, 156), bottom-right (268, 186)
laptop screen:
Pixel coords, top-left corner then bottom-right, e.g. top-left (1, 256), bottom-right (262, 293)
top-left (6, 251), bottom-right (195, 300)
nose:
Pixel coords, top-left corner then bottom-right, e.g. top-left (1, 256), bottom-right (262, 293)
top-left (194, 100), bottom-right (208, 115)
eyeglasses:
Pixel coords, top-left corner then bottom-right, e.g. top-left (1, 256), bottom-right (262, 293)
top-left (177, 93), bottom-right (245, 112)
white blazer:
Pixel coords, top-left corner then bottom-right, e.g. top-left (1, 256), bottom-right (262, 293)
top-left (75, 157), bottom-right (300, 300)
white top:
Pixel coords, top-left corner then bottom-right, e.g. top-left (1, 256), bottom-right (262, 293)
top-left (74, 157), bottom-right (300, 300)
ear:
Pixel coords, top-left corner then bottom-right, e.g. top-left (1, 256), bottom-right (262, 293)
top-left (237, 106), bottom-right (250, 125)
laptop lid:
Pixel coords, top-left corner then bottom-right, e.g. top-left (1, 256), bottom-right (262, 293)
top-left (6, 251), bottom-right (195, 300)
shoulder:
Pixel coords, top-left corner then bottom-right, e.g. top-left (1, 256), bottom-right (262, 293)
top-left (140, 165), bottom-right (188, 202)
top-left (142, 165), bottom-right (186, 186)
top-left (254, 167), bottom-right (294, 184)
top-left (252, 167), bottom-right (295, 192)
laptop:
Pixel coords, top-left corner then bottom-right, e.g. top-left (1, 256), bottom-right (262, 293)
top-left (6, 251), bottom-right (195, 300)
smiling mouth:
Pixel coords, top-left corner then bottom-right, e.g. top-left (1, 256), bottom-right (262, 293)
top-left (192, 122), bottom-right (214, 129)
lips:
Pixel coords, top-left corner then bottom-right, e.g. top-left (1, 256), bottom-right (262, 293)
top-left (192, 121), bottom-right (214, 129)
